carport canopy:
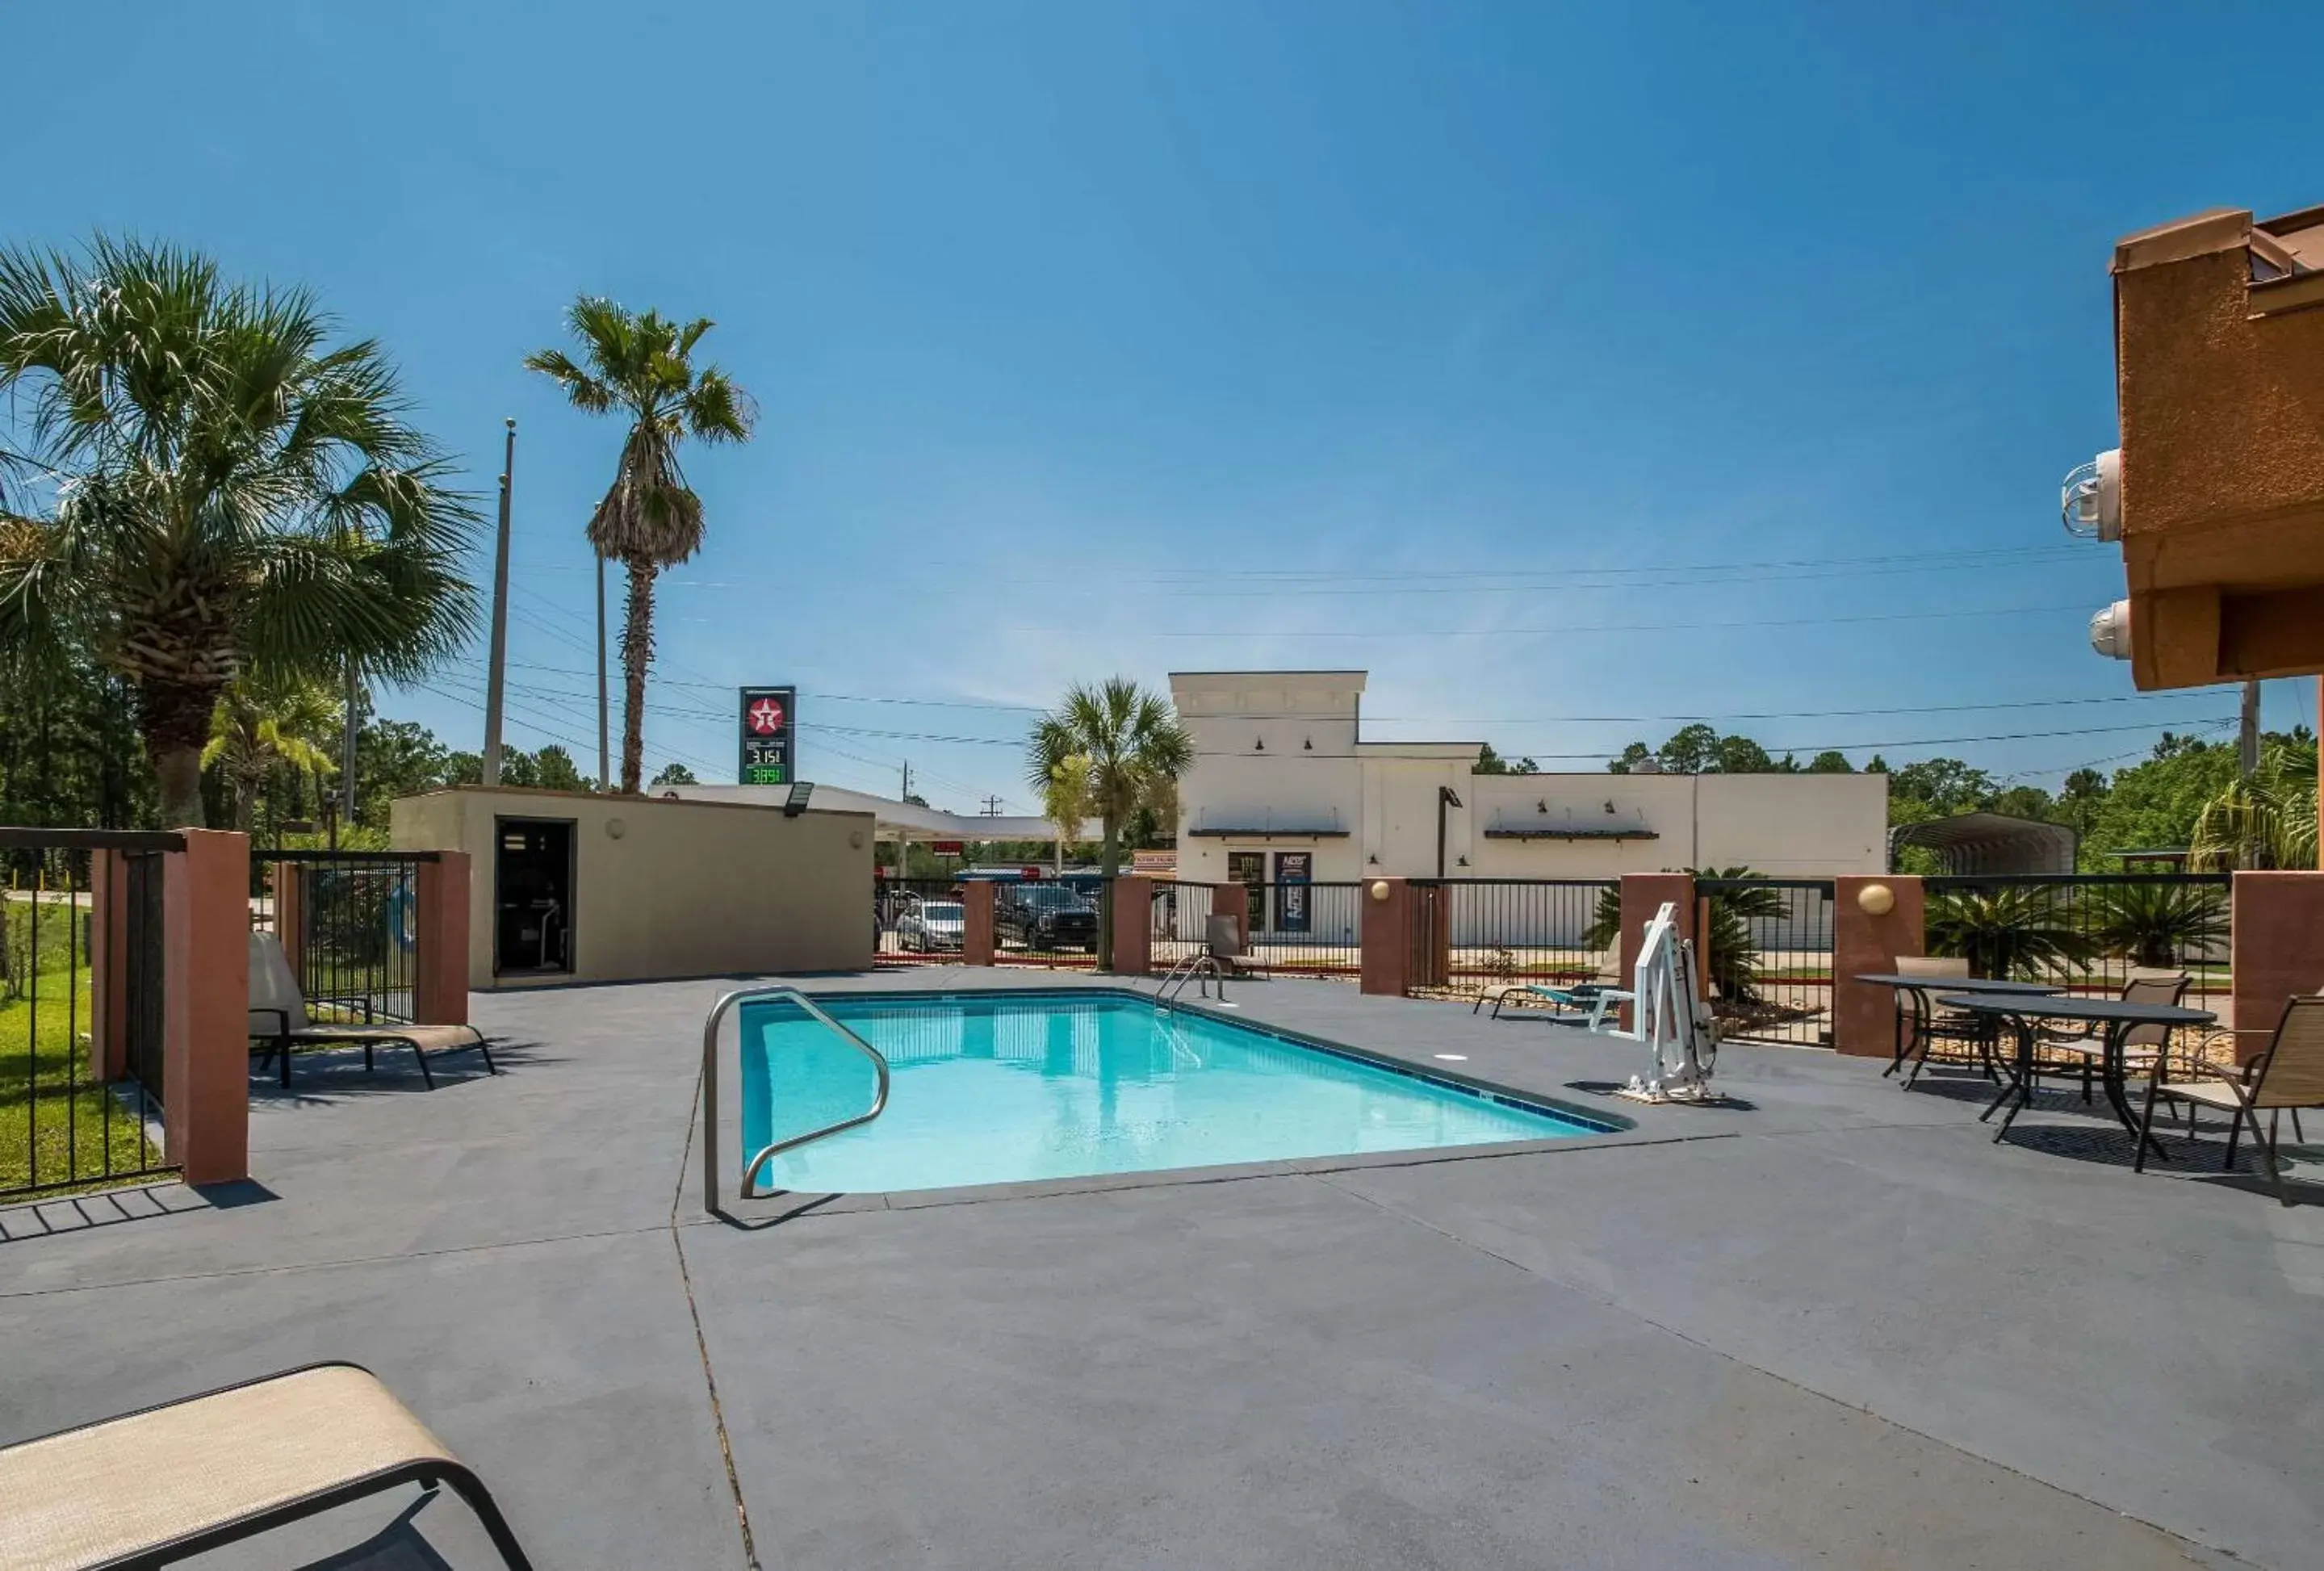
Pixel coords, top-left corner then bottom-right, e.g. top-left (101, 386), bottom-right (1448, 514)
top-left (1888, 811), bottom-right (2078, 875)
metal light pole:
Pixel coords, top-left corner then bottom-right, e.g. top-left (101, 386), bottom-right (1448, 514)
top-left (1436, 786), bottom-right (1462, 879)
top-left (482, 418), bottom-right (516, 786)
top-left (595, 547), bottom-right (610, 791)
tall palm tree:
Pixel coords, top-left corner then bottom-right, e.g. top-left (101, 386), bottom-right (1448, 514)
top-left (525, 300), bottom-right (754, 794)
top-left (0, 235), bottom-right (477, 825)
top-left (1025, 679), bottom-right (1192, 964)
top-left (1038, 752), bottom-right (1095, 873)
top-left (203, 675), bottom-right (341, 832)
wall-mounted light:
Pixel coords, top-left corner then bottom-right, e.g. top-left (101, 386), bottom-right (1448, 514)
top-left (1303, 737), bottom-right (1313, 750)
top-left (1857, 882), bottom-right (1896, 917)
top-left (1537, 800), bottom-right (1548, 814)
top-left (1367, 853), bottom-right (1380, 865)
top-left (1254, 737), bottom-right (1265, 751)
top-left (1369, 880), bottom-right (1391, 903)
top-left (1455, 855), bottom-right (1469, 868)
top-left (1603, 800), bottom-right (1616, 814)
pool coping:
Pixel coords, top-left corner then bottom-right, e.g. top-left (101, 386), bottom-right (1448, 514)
top-left (714, 982), bottom-right (1672, 1223)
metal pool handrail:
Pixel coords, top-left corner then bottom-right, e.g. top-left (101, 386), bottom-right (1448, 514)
top-left (701, 985), bottom-right (892, 1213)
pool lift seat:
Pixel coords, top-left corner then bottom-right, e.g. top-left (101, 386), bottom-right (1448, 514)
top-left (1609, 902), bottom-right (1723, 1105)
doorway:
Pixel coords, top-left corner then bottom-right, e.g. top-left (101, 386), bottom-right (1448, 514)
top-left (495, 818), bottom-right (575, 976)
top-left (1226, 851), bottom-right (1266, 932)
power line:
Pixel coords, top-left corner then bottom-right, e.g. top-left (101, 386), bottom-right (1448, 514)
top-left (1044, 603), bottom-right (2093, 639)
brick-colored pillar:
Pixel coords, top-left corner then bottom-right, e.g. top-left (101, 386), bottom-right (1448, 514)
top-left (274, 861), bottom-right (305, 982)
top-left (2230, 871), bottom-right (2324, 1065)
top-left (86, 848), bottom-right (130, 1081)
top-left (1832, 875), bottom-right (1925, 1059)
top-left (414, 851), bottom-right (472, 1026)
top-left (1215, 883), bottom-right (1250, 950)
top-left (1109, 875), bottom-right (1153, 975)
top-left (162, 830), bottom-right (249, 1186)
top-left (1618, 873), bottom-right (1696, 1029)
top-left (1359, 878), bottom-right (1412, 996)
top-left (962, 881), bottom-right (996, 966)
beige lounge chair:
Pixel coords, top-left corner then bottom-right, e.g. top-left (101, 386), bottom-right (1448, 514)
top-left (0, 1361), bottom-right (533, 1569)
top-left (1886, 955), bottom-right (1990, 1084)
top-left (2137, 993), bottom-right (2324, 1205)
top-left (249, 931), bottom-right (496, 1090)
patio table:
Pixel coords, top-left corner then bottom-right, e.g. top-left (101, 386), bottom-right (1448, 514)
top-left (1853, 974), bottom-right (2060, 1086)
top-left (1939, 993), bottom-right (2216, 1159)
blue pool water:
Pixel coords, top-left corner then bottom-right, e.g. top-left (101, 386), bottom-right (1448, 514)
top-left (739, 990), bottom-right (1612, 1193)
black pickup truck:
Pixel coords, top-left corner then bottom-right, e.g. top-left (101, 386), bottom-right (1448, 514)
top-left (996, 883), bottom-right (1100, 952)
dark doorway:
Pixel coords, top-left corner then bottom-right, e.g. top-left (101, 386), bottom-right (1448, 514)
top-left (495, 818), bottom-right (575, 976)
top-left (1226, 851), bottom-right (1265, 930)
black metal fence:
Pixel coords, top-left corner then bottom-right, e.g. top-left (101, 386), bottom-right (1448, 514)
top-left (253, 850), bottom-right (433, 1025)
top-left (1147, 880), bottom-right (1217, 972)
top-left (1693, 877), bottom-right (1835, 1046)
top-left (1, 827), bottom-right (179, 1200)
top-left (876, 877), bottom-right (969, 964)
top-left (1411, 878), bottom-right (1618, 995)
top-left (1922, 873), bottom-right (2232, 1018)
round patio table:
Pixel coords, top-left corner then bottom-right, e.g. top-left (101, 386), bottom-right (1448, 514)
top-left (1853, 974), bottom-right (2060, 1086)
top-left (1939, 993), bottom-right (2217, 1158)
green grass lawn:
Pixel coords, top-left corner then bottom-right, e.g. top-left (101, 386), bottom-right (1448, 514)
top-left (0, 970), bottom-right (165, 1198)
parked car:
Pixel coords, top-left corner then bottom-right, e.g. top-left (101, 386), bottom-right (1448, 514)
top-left (895, 897), bottom-right (966, 953)
top-left (997, 883), bottom-right (1099, 951)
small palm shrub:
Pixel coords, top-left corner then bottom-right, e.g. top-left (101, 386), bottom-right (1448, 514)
top-left (1927, 887), bottom-right (2096, 980)
top-left (2090, 882), bottom-right (2226, 969)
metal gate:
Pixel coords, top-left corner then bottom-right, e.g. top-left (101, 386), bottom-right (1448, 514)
top-left (1691, 877), bottom-right (1836, 1047)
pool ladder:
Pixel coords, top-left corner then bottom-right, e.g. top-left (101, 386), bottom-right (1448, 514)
top-left (1154, 950), bottom-right (1226, 1008)
top-left (701, 984), bottom-right (891, 1214)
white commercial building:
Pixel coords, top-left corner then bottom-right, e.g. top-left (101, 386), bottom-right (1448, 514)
top-left (1170, 671), bottom-right (1886, 943)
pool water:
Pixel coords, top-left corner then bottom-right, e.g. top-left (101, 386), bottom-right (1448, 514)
top-left (739, 990), bottom-right (1612, 1193)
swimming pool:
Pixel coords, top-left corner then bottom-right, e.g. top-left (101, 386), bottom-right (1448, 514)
top-left (737, 989), bottom-right (1614, 1193)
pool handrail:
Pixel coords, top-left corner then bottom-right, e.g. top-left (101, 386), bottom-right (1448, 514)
top-left (701, 984), bottom-right (892, 1213)
top-left (1154, 950), bottom-right (1224, 1007)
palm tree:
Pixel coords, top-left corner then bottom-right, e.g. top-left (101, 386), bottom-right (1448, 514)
top-left (525, 300), bottom-right (754, 794)
top-left (2089, 881), bottom-right (2228, 969)
top-left (1038, 752), bottom-right (1094, 873)
top-left (1927, 886), bottom-right (2096, 980)
top-left (203, 676), bottom-right (340, 831)
top-left (2188, 741), bottom-right (2318, 871)
top-left (0, 235), bottom-right (478, 825)
top-left (1025, 679), bottom-right (1192, 964)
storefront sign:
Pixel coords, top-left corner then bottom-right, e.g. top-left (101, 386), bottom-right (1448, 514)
top-left (737, 686), bottom-right (797, 785)
top-left (1131, 849), bottom-right (1177, 875)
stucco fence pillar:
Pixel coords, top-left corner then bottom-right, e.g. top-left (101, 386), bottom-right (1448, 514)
top-left (1617, 873), bottom-right (1696, 1030)
top-left (1831, 876), bottom-right (1925, 1059)
top-left (162, 829), bottom-right (249, 1187)
top-left (2230, 871), bottom-right (2324, 1066)
top-left (1108, 875), bottom-right (1153, 975)
top-left (961, 881), bottom-right (996, 967)
top-left (1359, 878), bottom-right (1413, 996)
top-left (414, 851), bottom-right (471, 1026)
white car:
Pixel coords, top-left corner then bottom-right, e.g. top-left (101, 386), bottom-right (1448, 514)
top-left (895, 898), bottom-right (965, 953)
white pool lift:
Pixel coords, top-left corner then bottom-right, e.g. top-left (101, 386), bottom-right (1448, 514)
top-left (1610, 902), bottom-right (1723, 1106)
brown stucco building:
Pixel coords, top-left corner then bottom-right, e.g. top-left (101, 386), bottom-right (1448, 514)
top-left (2092, 203), bottom-right (2324, 690)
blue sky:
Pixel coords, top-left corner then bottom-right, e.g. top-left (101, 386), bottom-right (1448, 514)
top-left (12, 2), bottom-right (2319, 811)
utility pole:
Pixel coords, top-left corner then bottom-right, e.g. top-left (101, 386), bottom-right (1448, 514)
top-left (2239, 678), bottom-right (2262, 777)
top-left (900, 760), bottom-right (911, 801)
top-left (595, 546), bottom-right (610, 791)
top-left (482, 418), bottom-right (516, 786)
top-left (982, 795), bottom-right (1004, 816)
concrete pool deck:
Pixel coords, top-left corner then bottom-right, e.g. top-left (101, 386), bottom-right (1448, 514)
top-left (2, 967), bottom-right (2319, 1568)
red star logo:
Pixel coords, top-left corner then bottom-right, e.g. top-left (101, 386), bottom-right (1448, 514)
top-left (747, 698), bottom-right (786, 735)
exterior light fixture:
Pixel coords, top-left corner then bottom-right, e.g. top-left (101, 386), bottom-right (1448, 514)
top-left (1369, 879), bottom-right (1391, 902)
top-left (1857, 882), bottom-right (1896, 917)
top-left (1304, 737), bottom-right (1313, 750)
top-left (2089, 599), bottom-right (2131, 660)
top-left (2061, 449), bottom-right (2123, 541)
top-left (1254, 737), bottom-right (1265, 751)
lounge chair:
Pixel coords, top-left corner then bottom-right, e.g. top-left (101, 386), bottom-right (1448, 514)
top-left (0, 1361), bottom-right (534, 1569)
top-left (1475, 949), bottom-right (1632, 1028)
top-left (2137, 993), bottom-right (2324, 1205)
top-left (1206, 913), bottom-right (1265, 979)
top-left (248, 931), bottom-right (496, 1090)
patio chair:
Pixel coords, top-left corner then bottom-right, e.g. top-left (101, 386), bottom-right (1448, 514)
top-left (2037, 972), bottom-right (2189, 1102)
top-left (2136, 993), bottom-right (2324, 1205)
top-left (1205, 913), bottom-right (1266, 979)
top-left (1886, 955), bottom-right (1990, 1083)
top-left (248, 931), bottom-right (496, 1090)
top-left (1476, 949), bottom-right (1632, 1028)
top-left (0, 1361), bottom-right (534, 1569)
